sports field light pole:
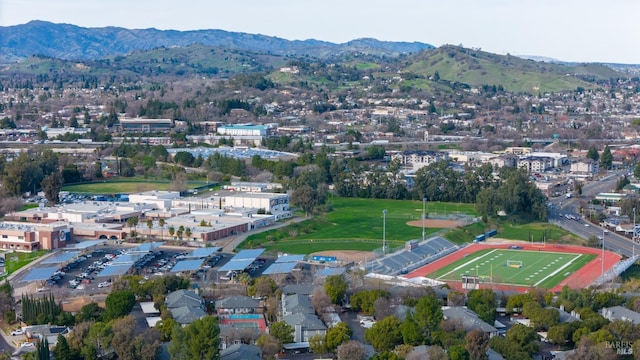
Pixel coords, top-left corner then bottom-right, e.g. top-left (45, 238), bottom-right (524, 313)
top-left (422, 198), bottom-right (427, 242)
top-left (383, 209), bottom-right (388, 255)
top-left (601, 228), bottom-right (605, 287)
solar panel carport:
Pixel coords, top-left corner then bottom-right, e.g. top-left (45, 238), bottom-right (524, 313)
top-left (65, 240), bottom-right (106, 250)
top-left (171, 259), bottom-right (205, 273)
top-left (185, 247), bottom-right (221, 259)
top-left (263, 262), bottom-right (298, 275)
top-left (22, 267), bottom-right (59, 282)
top-left (41, 251), bottom-right (81, 264)
top-left (97, 264), bottom-right (134, 277)
top-left (275, 255), bottom-right (305, 263)
top-left (128, 242), bottom-right (164, 253)
top-left (218, 248), bottom-right (265, 272)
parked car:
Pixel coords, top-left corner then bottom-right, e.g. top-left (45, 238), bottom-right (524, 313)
top-left (11, 328), bottom-right (24, 336)
top-left (98, 281), bottom-right (111, 288)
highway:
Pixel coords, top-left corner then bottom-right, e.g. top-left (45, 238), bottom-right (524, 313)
top-left (548, 169), bottom-right (637, 257)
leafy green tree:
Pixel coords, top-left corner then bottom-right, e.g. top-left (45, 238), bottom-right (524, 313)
top-left (105, 290), bottom-right (136, 320)
top-left (324, 275), bottom-right (348, 304)
top-left (634, 162), bottom-right (640, 179)
top-left (256, 333), bottom-right (280, 359)
top-left (505, 324), bottom-right (539, 355)
top-left (467, 289), bottom-right (497, 324)
top-left (35, 337), bottom-right (50, 360)
top-left (413, 294), bottom-right (443, 337)
top-left (350, 289), bottom-right (390, 315)
top-left (449, 344), bottom-right (469, 360)
top-left (326, 322), bottom-right (352, 352)
top-left (248, 276), bottom-right (277, 298)
top-left (169, 316), bottom-right (221, 360)
top-left (400, 311), bottom-right (424, 345)
top-left (309, 334), bottom-right (328, 355)
top-left (364, 316), bottom-right (403, 352)
top-left (76, 302), bottom-right (103, 323)
top-left (270, 321), bottom-right (294, 344)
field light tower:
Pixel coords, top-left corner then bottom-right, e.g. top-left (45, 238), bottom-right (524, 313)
top-left (382, 209), bottom-right (388, 254)
top-left (422, 198), bottom-right (427, 242)
top-left (601, 228), bottom-right (605, 287)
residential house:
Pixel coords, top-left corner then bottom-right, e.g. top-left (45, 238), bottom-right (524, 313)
top-left (571, 159), bottom-right (599, 175)
top-left (282, 312), bottom-right (327, 343)
top-left (216, 296), bottom-right (263, 316)
top-left (165, 289), bottom-right (207, 325)
top-left (601, 306), bottom-right (640, 324)
top-left (282, 294), bottom-right (314, 316)
top-left (442, 307), bottom-right (499, 338)
top-left (221, 343), bottom-right (262, 360)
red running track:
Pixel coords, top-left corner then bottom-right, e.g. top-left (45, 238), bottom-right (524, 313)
top-left (406, 243), bottom-right (621, 293)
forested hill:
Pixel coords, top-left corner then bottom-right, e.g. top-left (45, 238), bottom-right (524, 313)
top-left (0, 21), bottom-right (434, 62)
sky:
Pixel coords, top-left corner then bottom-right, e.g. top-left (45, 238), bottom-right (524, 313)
top-left (1, 0), bottom-right (639, 64)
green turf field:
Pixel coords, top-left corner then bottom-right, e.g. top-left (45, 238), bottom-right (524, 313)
top-left (62, 180), bottom-right (206, 194)
top-left (240, 197), bottom-right (477, 253)
top-left (427, 248), bottom-right (596, 289)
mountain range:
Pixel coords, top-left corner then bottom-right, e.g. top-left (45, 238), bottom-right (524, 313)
top-left (0, 20), bottom-right (434, 63)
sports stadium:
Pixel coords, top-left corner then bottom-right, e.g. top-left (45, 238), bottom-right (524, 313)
top-left (405, 242), bottom-right (625, 292)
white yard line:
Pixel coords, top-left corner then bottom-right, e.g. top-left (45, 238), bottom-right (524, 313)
top-left (437, 249), bottom-right (498, 280)
top-left (533, 254), bottom-right (581, 288)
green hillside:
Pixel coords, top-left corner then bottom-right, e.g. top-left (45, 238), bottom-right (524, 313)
top-left (404, 45), bottom-right (615, 93)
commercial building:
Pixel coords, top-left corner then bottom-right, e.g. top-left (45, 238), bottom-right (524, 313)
top-left (116, 118), bottom-right (173, 133)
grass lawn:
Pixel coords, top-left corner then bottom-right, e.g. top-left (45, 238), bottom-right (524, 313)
top-left (427, 248), bottom-right (595, 289)
top-left (4, 250), bottom-right (48, 275)
top-left (62, 180), bottom-right (206, 194)
top-left (240, 197), bottom-right (476, 254)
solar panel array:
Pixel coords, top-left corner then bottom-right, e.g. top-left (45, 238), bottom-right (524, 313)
top-left (218, 248), bottom-right (265, 272)
top-left (368, 237), bottom-right (456, 275)
top-left (185, 247), bottom-right (221, 259)
top-left (128, 242), bottom-right (164, 253)
top-left (263, 262), bottom-right (298, 275)
top-left (41, 251), bottom-right (80, 264)
top-left (65, 240), bottom-right (106, 250)
top-left (171, 259), bottom-right (205, 273)
top-left (275, 254), bottom-right (305, 263)
top-left (110, 254), bottom-right (145, 265)
top-left (97, 264), bottom-right (134, 277)
top-left (316, 267), bottom-right (346, 277)
top-left (22, 267), bottom-right (59, 282)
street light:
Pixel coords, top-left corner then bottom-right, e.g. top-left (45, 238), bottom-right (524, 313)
top-left (422, 198), bottom-right (427, 242)
top-left (382, 209), bottom-right (388, 254)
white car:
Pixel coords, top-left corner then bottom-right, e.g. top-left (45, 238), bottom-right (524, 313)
top-left (11, 328), bottom-right (24, 336)
top-left (76, 284), bottom-right (86, 290)
top-left (98, 281), bottom-right (111, 288)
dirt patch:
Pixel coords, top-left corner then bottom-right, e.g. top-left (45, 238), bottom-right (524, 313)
top-left (311, 250), bottom-right (376, 263)
top-left (61, 295), bottom-right (106, 313)
top-left (406, 219), bottom-right (464, 228)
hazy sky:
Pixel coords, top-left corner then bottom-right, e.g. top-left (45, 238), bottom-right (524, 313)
top-left (1, 0), bottom-right (639, 64)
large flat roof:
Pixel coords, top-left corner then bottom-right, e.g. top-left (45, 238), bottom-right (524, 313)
top-left (97, 264), bottom-right (133, 277)
top-left (65, 240), bottom-right (106, 250)
top-left (185, 247), bottom-right (221, 259)
top-left (263, 262), bottom-right (298, 275)
top-left (128, 242), bottom-right (164, 253)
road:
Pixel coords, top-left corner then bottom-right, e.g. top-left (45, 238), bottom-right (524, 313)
top-left (548, 169), bottom-right (637, 257)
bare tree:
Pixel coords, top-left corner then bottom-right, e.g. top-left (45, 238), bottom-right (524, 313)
top-left (373, 297), bottom-right (394, 320)
top-left (337, 340), bottom-right (367, 360)
top-left (312, 287), bottom-right (332, 316)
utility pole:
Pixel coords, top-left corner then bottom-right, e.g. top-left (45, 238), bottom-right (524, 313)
top-left (601, 228), bottom-right (605, 288)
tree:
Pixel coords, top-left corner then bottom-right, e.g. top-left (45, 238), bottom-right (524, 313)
top-left (169, 316), bottom-right (221, 360)
top-left (324, 275), bottom-right (348, 305)
top-left (126, 216), bottom-right (139, 238)
top-left (634, 162), bottom-right (640, 179)
top-left (105, 290), bottom-right (136, 321)
top-left (400, 311), bottom-right (424, 345)
top-left (53, 334), bottom-right (77, 360)
top-left (185, 227), bottom-right (192, 240)
top-left (326, 322), bottom-right (352, 352)
top-left (337, 340), bottom-right (367, 360)
top-left (291, 185), bottom-right (320, 216)
top-left (601, 145), bottom-right (613, 170)
top-left (111, 315), bottom-right (161, 360)
top-left (364, 316), bottom-right (403, 352)
top-left (76, 302), bottom-right (103, 323)
top-left (147, 219), bottom-right (154, 239)
top-left (256, 333), bottom-right (280, 359)
top-left (466, 329), bottom-right (489, 360)
top-left (467, 289), bottom-right (497, 324)
top-left (505, 324), bottom-right (539, 355)
top-left (413, 294), bottom-right (443, 337)
top-left (41, 172), bottom-right (63, 204)
top-left (248, 276), bottom-right (278, 298)
top-left (309, 334), bottom-right (328, 355)
top-left (159, 218), bottom-right (166, 240)
top-left (270, 321), bottom-right (294, 344)
top-left (35, 337), bottom-right (50, 360)
top-left (586, 146), bottom-right (600, 161)
top-left (374, 297), bottom-right (394, 320)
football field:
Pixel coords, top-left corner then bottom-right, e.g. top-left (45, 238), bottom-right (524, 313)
top-left (427, 248), bottom-right (596, 289)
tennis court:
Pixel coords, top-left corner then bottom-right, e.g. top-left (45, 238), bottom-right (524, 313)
top-left (427, 248), bottom-right (596, 289)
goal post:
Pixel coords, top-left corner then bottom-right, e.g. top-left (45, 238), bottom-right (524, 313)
top-left (506, 260), bottom-right (523, 269)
